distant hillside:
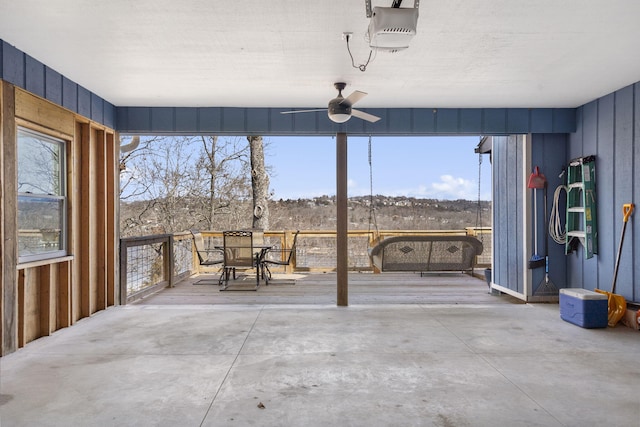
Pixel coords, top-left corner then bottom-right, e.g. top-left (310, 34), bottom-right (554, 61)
top-left (120, 195), bottom-right (490, 236)
top-left (120, 195), bottom-right (490, 235)
top-left (268, 196), bottom-right (491, 231)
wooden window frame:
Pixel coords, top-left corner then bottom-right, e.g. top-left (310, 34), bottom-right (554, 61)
top-left (16, 127), bottom-right (68, 263)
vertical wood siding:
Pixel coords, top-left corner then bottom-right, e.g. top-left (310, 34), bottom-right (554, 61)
top-left (492, 135), bottom-right (525, 295)
top-left (1, 85), bottom-right (118, 355)
top-left (492, 133), bottom-right (568, 300)
top-left (115, 106), bottom-right (577, 136)
top-left (530, 133), bottom-right (568, 292)
top-left (569, 83), bottom-right (639, 302)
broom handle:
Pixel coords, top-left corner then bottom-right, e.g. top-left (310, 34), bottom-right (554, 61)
top-left (533, 188), bottom-right (538, 254)
top-left (611, 203), bottom-right (634, 293)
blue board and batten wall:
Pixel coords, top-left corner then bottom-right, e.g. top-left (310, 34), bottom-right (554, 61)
top-left (114, 106), bottom-right (576, 136)
top-left (0, 40), bottom-right (116, 128)
top-left (531, 134), bottom-right (569, 296)
top-left (569, 84), bottom-right (640, 303)
top-left (2, 38), bottom-right (638, 303)
top-left (492, 135), bottom-right (527, 296)
top-left (491, 133), bottom-right (570, 299)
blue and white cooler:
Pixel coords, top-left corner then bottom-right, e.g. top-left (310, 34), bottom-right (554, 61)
top-left (559, 288), bottom-right (608, 328)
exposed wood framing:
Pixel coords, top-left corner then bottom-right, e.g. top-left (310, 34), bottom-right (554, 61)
top-left (1, 81), bottom-right (18, 355)
top-left (95, 127), bottom-right (107, 311)
top-left (106, 132), bottom-right (118, 306)
top-left (1, 83), bottom-right (118, 356)
top-left (80, 123), bottom-right (96, 317)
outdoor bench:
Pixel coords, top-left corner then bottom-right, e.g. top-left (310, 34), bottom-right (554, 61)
top-left (368, 235), bottom-right (483, 275)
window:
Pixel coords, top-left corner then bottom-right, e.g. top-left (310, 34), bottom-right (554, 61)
top-left (17, 128), bottom-right (67, 263)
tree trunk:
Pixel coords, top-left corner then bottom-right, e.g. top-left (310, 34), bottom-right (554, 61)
top-left (207, 136), bottom-right (218, 229)
top-left (248, 136), bottom-right (269, 230)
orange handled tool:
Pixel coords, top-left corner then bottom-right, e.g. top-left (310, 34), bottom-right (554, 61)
top-left (623, 203), bottom-right (634, 223)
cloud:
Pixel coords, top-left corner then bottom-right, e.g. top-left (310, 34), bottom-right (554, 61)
top-left (429, 175), bottom-right (476, 199)
top-left (387, 175), bottom-right (478, 200)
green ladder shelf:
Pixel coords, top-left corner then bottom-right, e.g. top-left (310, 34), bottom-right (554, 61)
top-left (565, 155), bottom-right (598, 258)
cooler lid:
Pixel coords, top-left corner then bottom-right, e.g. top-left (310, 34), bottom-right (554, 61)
top-left (560, 288), bottom-right (608, 300)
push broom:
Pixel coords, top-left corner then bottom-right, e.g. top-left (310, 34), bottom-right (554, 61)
top-left (528, 166), bottom-right (546, 269)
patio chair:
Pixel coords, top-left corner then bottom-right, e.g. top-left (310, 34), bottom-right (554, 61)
top-left (261, 230), bottom-right (299, 283)
top-left (190, 230), bottom-right (224, 285)
top-left (220, 230), bottom-right (260, 290)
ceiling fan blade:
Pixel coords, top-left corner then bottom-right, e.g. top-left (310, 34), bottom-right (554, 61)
top-left (280, 109), bottom-right (327, 115)
top-left (351, 109), bottom-right (381, 123)
top-left (341, 90), bottom-right (367, 107)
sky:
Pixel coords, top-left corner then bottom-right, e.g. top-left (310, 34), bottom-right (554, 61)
top-left (263, 135), bottom-right (492, 201)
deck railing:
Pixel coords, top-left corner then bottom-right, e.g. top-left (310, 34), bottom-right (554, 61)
top-left (119, 228), bottom-right (491, 303)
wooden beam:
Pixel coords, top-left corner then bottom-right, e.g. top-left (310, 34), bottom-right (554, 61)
top-left (336, 132), bottom-right (348, 306)
top-left (70, 122), bottom-right (82, 322)
top-left (1, 81), bottom-right (18, 355)
top-left (57, 261), bottom-right (71, 329)
top-left (39, 264), bottom-right (52, 337)
top-left (95, 128), bottom-right (107, 310)
top-left (106, 132), bottom-right (117, 306)
top-left (79, 123), bottom-right (94, 317)
top-left (14, 88), bottom-right (75, 136)
top-left (17, 269), bottom-right (25, 348)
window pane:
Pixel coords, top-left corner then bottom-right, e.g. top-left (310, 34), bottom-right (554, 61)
top-left (17, 129), bottom-right (63, 196)
top-left (18, 196), bottom-right (65, 258)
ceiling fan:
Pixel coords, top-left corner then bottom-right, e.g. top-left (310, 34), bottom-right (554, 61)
top-left (281, 82), bottom-right (381, 124)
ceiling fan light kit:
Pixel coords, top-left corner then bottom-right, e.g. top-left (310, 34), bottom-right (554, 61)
top-left (328, 82), bottom-right (354, 123)
top-left (280, 82), bottom-right (381, 124)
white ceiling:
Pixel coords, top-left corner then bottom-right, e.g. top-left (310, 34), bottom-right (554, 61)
top-left (1, 0), bottom-right (640, 110)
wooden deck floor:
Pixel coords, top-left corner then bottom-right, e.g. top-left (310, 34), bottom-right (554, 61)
top-left (136, 271), bottom-right (523, 305)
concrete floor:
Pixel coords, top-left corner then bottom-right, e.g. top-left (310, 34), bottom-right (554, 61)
top-left (1, 276), bottom-right (640, 426)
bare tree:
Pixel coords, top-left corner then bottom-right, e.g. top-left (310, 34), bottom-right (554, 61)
top-left (119, 135), bottom-right (270, 236)
top-left (248, 135), bottom-right (270, 230)
top-left (119, 135), bottom-right (162, 201)
top-left (190, 136), bottom-right (251, 230)
top-left (119, 136), bottom-right (200, 235)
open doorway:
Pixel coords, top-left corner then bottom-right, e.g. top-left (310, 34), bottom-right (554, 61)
top-left (119, 134), bottom-right (494, 304)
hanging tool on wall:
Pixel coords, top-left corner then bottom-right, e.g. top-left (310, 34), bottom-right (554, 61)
top-left (549, 167), bottom-right (568, 245)
top-left (565, 156), bottom-right (598, 258)
top-left (528, 166), bottom-right (547, 269)
top-left (535, 177), bottom-right (558, 295)
top-left (595, 203), bottom-right (634, 326)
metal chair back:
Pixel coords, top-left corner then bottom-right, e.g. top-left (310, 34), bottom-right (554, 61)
top-left (223, 230), bottom-right (255, 268)
top-left (265, 230), bottom-right (299, 266)
top-left (190, 230), bottom-right (223, 266)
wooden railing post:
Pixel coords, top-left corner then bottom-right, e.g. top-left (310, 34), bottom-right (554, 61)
top-left (164, 236), bottom-right (174, 288)
top-left (119, 240), bottom-right (128, 305)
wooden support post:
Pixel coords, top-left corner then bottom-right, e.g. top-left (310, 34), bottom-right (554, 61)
top-left (106, 132), bottom-right (117, 306)
top-left (95, 128), bottom-right (107, 310)
top-left (164, 236), bottom-right (175, 288)
top-left (79, 123), bottom-right (96, 316)
top-left (336, 132), bottom-right (348, 306)
top-left (1, 81), bottom-right (18, 355)
top-left (39, 264), bottom-right (52, 337)
top-left (119, 241), bottom-right (128, 305)
top-left (57, 261), bottom-right (71, 328)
